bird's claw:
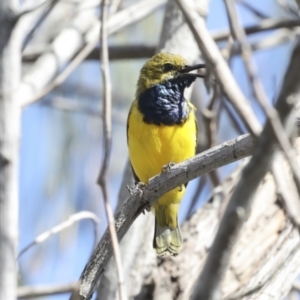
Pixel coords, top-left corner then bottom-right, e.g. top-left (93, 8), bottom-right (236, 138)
top-left (141, 199), bottom-right (151, 214)
top-left (127, 181), bottom-right (146, 196)
top-left (135, 182), bottom-right (150, 213)
top-left (162, 162), bottom-right (175, 173)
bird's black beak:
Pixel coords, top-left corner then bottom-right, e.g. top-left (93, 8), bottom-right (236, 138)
top-left (179, 64), bottom-right (206, 78)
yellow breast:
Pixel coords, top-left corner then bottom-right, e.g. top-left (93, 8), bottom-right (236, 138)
top-left (127, 100), bottom-right (197, 183)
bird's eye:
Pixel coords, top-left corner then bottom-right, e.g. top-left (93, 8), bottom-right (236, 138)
top-left (163, 63), bottom-right (174, 72)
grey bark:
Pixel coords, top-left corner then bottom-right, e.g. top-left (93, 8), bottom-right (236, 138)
top-left (75, 132), bottom-right (254, 299)
top-left (0, 1), bottom-right (21, 300)
top-left (141, 156), bottom-right (300, 300)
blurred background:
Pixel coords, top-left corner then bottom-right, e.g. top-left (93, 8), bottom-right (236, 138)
top-left (17, 0), bottom-right (298, 299)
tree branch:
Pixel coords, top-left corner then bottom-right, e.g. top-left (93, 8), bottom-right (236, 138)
top-left (211, 18), bottom-right (300, 42)
top-left (0, 1), bottom-right (21, 298)
top-left (18, 282), bottom-right (78, 298)
top-left (18, 211), bottom-right (99, 259)
top-left (71, 133), bottom-right (255, 299)
top-left (21, 0), bottom-right (59, 52)
top-left (96, 0), bottom-right (127, 299)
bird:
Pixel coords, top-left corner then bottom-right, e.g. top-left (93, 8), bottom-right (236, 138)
top-left (127, 52), bottom-right (205, 257)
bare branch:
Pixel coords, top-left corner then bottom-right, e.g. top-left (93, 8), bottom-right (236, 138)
top-left (211, 18), bottom-right (300, 42)
top-left (17, 0), bottom-right (49, 18)
top-left (23, 44), bottom-right (156, 62)
top-left (40, 97), bottom-right (126, 126)
top-left (18, 282), bottom-right (78, 298)
top-left (96, 1), bottom-right (127, 300)
top-left (18, 211), bottom-right (99, 259)
top-left (97, 1), bottom-right (113, 187)
top-left (225, 28), bottom-right (300, 56)
top-left (235, 0), bottom-right (269, 19)
top-left (0, 2), bottom-right (21, 299)
top-left (146, 160), bottom-right (300, 300)
top-left (276, 0), bottom-right (299, 18)
top-left (272, 151), bottom-right (300, 228)
top-left (71, 133), bottom-right (255, 299)
top-left (21, 0), bottom-right (59, 52)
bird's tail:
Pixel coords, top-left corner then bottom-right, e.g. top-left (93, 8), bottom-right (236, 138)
top-left (153, 205), bottom-right (182, 257)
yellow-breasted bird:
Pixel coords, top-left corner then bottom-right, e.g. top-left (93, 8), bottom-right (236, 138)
top-left (127, 52), bottom-right (205, 257)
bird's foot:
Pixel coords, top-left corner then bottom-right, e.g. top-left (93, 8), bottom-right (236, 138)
top-left (162, 162), bottom-right (175, 173)
top-left (126, 181), bottom-right (146, 196)
top-left (141, 198), bottom-right (151, 214)
top-left (132, 182), bottom-right (151, 214)
top-left (138, 183), bottom-right (151, 213)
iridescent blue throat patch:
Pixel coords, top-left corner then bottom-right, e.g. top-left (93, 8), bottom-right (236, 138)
top-left (138, 75), bottom-right (196, 125)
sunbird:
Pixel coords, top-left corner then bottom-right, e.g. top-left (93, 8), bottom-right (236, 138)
top-left (127, 52), bottom-right (205, 256)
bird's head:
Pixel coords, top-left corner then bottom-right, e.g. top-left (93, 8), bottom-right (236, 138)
top-left (136, 52), bottom-right (205, 97)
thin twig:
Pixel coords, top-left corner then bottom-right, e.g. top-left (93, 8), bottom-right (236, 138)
top-left (201, 86), bottom-right (219, 150)
top-left (22, 44), bottom-right (156, 62)
top-left (40, 97), bottom-right (126, 125)
top-left (17, 0), bottom-right (50, 18)
top-left (201, 87), bottom-right (220, 187)
top-left (276, 0), bottom-right (299, 18)
top-left (18, 282), bottom-right (78, 298)
top-left (236, 0), bottom-right (269, 19)
top-left (193, 78), bottom-right (220, 187)
top-left (21, 0), bottom-right (59, 51)
top-left (96, 1), bottom-right (127, 300)
top-left (221, 97), bottom-right (246, 134)
top-left (211, 18), bottom-right (300, 42)
top-left (272, 151), bottom-right (300, 227)
top-left (18, 211), bottom-right (99, 258)
top-left (296, 0), bottom-right (300, 11)
top-left (223, 28), bottom-right (300, 57)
